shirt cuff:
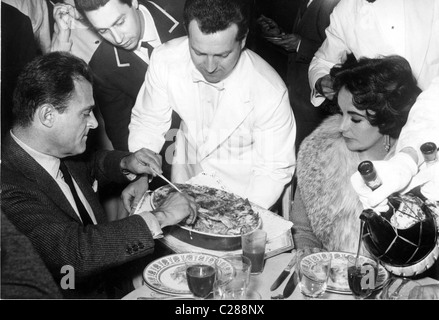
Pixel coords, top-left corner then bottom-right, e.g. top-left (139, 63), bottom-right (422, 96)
top-left (140, 211), bottom-right (163, 239)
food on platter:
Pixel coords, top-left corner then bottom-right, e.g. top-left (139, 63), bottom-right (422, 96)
top-left (152, 183), bottom-right (260, 236)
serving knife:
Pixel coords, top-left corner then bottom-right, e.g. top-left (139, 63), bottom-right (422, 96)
top-left (150, 167), bottom-right (182, 193)
top-left (270, 250), bottom-right (297, 291)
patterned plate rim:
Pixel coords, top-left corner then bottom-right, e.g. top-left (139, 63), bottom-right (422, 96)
top-left (300, 251), bottom-right (389, 295)
top-left (142, 252), bottom-right (234, 296)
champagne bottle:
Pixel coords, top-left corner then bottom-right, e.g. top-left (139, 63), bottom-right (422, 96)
top-left (358, 160), bottom-right (382, 191)
top-left (420, 142), bottom-right (437, 167)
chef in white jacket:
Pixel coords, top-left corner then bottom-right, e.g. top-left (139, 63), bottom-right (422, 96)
top-left (129, 0), bottom-right (296, 209)
top-left (307, 0), bottom-right (439, 208)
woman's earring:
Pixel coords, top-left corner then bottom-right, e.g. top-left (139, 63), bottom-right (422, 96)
top-left (384, 135), bottom-right (391, 153)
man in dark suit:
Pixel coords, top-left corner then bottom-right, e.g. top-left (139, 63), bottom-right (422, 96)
top-left (1, 52), bottom-right (197, 299)
top-left (74, 0), bottom-right (186, 155)
top-left (257, 0), bottom-right (341, 151)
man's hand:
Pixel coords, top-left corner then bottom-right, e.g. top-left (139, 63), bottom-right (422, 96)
top-left (351, 152), bottom-right (418, 210)
top-left (267, 34), bottom-right (301, 52)
top-left (315, 74), bottom-right (336, 100)
top-left (121, 176), bottom-right (149, 214)
top-left (257, 15), bottom-right (283, 37)
top-left (153, 192), bottom-right (198, 228)
top-left (52, 3), bottom-right (76, 41)
top-left (120, 148), bottom-right (162, 176)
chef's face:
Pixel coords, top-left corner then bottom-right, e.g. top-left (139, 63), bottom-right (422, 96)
top-left (188, 20), bottom-right (246, 83)
top-left (85, 0), bottom-right (143, 51)
top-left (338, 87), bottom-right (384, 153)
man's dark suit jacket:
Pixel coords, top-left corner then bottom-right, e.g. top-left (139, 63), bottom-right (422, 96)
top-left (89, 0), bottom-right (186, 152)
top-left (1, 133), bottom-right (156, 299)
top-left (287, 0), bottom-right (341, 151)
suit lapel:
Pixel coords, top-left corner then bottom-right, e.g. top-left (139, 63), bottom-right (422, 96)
top-left (3, 135), bottom-right (83, 223)
top-left (145, 1), bottom-right (182, 42)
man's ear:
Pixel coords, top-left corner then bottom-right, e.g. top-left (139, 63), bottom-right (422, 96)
top-left (38, 104), bottom-right (56, 128)
top-left (132, 0), bottom-right (139, 9)
top-left (240, 32), bottom-right (248, 50)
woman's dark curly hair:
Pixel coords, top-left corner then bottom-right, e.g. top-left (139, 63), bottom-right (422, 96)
top-left (330, 55), bottom-right (421, 138)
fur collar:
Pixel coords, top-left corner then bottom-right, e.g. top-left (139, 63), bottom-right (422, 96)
top-left (297, 115), bottom-right (395, 254)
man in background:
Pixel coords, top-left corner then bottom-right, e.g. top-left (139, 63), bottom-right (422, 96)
top-left (1, 52), bottom-right (197, 298)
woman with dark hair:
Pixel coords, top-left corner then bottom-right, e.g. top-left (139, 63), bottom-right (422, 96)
top-left (290, 55), bottom-right (421, 254)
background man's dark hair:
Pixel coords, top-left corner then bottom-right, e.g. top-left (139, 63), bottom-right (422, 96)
top-left (12, 52), bottom-right (93, 128)
top-left (183, 0), bottom-right (250, 42)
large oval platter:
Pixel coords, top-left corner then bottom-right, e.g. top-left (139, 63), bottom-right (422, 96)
top-left (151, 184), bottom-right (262, 250)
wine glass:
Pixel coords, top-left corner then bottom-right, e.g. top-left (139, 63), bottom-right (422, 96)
top-left (185, 260), bottom-right (216, 299)
top-left (347, 256), bottom-right (378, 299)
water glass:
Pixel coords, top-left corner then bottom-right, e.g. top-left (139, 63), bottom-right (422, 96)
top-left (297, 252), bottom-right (332, 298)
top-left (213, 277), bottom-right (248, 299)
top-left (220, 254), bottom-right (252, 286)
top-left (241, 229), bottom-right (267, 274)
top-left (213, 254), bottom-right (253, 300)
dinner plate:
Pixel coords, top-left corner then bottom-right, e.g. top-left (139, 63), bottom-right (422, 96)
top-left (142, 252), bottom-right (234, 296)
top-left (300, 251), bottom-right (389, 294)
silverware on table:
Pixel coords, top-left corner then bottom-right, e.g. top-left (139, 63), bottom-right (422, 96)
top-left (282, 270), bottom-right (299, 298)
top-left (270, 249), bottom-right (297, 291)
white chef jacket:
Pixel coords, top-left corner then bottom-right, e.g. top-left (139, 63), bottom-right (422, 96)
top-left (129, 36), bottom-right (296, 209)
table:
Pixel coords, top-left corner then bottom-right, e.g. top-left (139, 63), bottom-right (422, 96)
top-left (123, 251), bottom-right (438, 300)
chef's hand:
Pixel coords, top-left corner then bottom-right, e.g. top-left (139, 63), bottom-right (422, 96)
top-left (152, 192), bottom-right (198, 228)
top-left (315, 74), bottom-right (336, 100)
top-left (350, 152), bottom-right (418, 211)
top-left (121, 176), bottom-right (149, 215)
top-left (120, 148), bottom-right (162, 177)
top-left (408, 284), bottom-right (439, 300)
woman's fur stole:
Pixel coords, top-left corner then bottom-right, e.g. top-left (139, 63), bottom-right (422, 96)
top-left (296, 115), bottom-right (394, 255)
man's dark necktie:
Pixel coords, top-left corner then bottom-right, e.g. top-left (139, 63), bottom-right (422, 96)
top-left (59, 160), bottom-right (93, 226)
top-left (141, 41), bottom-right (154, 59)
